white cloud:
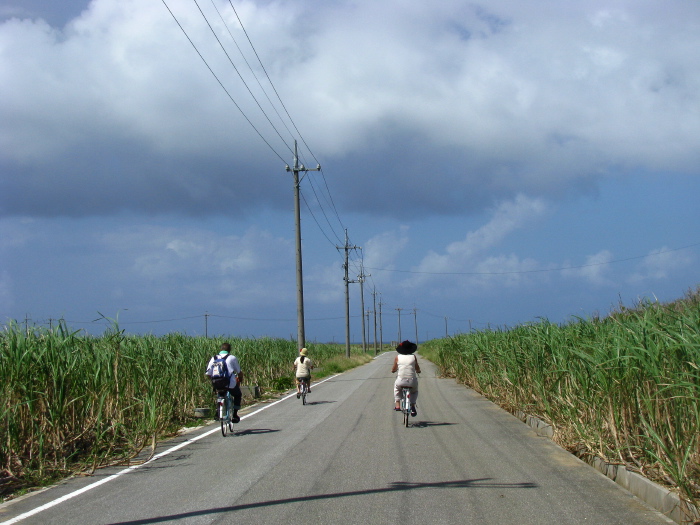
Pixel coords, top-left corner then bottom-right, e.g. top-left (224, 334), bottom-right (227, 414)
top-left (2, 1), bottom-right (700, 218)
top-left (412, 194), bottom-right (547, 277)
top-left (627, 246), bottom-right (694, 283)
top-left (561, 250), bottom-right (614, 286)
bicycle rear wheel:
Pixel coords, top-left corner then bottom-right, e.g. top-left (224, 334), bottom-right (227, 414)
top-left (402, 389), bottom-right (410, 427)
top-left (220, 396), bottom-right (231, 437)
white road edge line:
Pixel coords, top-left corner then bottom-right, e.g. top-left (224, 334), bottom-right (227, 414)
top-left (1, 374), bottom-right (341, 525)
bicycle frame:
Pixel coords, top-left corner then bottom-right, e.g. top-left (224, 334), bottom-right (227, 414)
top-left (217, 390), bottom-right (235, 436)
top-left (299, 378), bottom-right (309, 405)
top-left (401, 387), bottom-right (411, 427)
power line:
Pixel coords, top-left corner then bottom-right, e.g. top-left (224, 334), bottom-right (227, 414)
top-left (364, 242), bottom-right (700, 276)
top-left (161, 0), bottom-right (287, 164)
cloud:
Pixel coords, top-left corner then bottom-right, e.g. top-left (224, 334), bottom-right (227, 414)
top-left (2, 0), bottom-right (700, 220)
top-left (412, 194), bottom-right (547, 276)
top-left (627, 246), bottom-right (694, 283)
top-left (561, 250), bottom-right (614, 286)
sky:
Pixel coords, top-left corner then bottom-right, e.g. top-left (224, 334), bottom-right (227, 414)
top-left (1, 0), bottom-right (699, 344)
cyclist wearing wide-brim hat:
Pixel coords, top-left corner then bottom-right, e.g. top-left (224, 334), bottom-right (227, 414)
top-left (391, 340), bottom-right (421, 416)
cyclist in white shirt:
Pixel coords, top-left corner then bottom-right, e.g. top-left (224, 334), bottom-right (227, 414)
top-left (293, 347), bottom-right (314, 398)
top-left (391, 340), bottom-right (421, 417)
top-left (205, 343), bottom-right (244, 422)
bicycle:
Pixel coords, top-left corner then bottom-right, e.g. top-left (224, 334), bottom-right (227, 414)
top-left (216, 390), bottom-right (235, 436)
top-left (400, 386), bottom-right (411, 427)
top-left (298, 378), bottom-right (309, 405)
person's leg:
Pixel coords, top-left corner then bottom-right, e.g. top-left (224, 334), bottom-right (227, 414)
top-left (230, 385), bottom-right (242, 422)
top-left (394, 380), bottom-right (401, 410)
top-left (296, 377), bottom-right (301, 397)
top-left (410, 381), bottom-right (418, 416)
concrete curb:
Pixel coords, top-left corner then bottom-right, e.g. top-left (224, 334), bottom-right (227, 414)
top-left (515, 410), bottom-right (699, 524)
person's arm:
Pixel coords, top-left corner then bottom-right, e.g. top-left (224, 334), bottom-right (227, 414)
top-left (414, 356), bottom-right (421, 374)
top-left (391, 355), bottom-right (398, 373)
top-left (229, 356), bottom-right (243, 384)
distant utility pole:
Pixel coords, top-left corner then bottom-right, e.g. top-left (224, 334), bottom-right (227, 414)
top-left (379, 295), bottom-right (384, 354)
top-left (396, 307), bottom-right (403, 343)
top-left (413, 307), bottom-right (418, 345)
top-left (372, 287), bottom-right (378, 355)
top-left (365, 309), bottom-right (371, 349)
top-left (286, 140), bottom-right (320, 351)
top-left (358, 259), bottom-right (368, 352)
top-left (337, 229), bottom-right (360, 358)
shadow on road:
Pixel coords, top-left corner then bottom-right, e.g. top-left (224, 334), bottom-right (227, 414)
top-left (409, 421), bottom-right (456, 428)
top-left (234, 428), bottom-right (280, 437)
top-left (107, 478), bottom-right (538, 524)
top-left (305, 400), bottom-right (336, 406)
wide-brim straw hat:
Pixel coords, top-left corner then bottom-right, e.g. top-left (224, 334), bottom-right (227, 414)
top-left (396, 340), bottom-right (417, 354)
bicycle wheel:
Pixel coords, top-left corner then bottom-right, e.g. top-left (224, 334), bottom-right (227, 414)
top-left (403, 389), bottom-right (410, 427)
top-left (220, 396), bottom-right (230, 437)
top-left (301, 382), bottom-right (307, 405)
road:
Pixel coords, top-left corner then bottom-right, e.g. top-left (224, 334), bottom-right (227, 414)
top-left (0, 352), bottom-right (674, 524)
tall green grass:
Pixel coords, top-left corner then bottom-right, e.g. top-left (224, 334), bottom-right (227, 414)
top-left (422, 287), bottom-right (700, 511)
top-left (0, 321), bottom-right (361, 498)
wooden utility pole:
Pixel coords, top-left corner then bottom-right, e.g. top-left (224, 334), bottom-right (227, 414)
top-left (413, 307), bottom-right (418, 345)
top-left (379, 296), bottom-right (384, 353)
top-left (337, 229), bottom-right (359, 357)
top-left (286, 141), bottom-right (320, 351)
top-left (396, 307), bottom-right (403, 342)
top-left (358, 260), bottom-right (367, 352)
top-left (372, 287), bottom-right (378, 355)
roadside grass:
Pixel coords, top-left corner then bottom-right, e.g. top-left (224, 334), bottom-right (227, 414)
top-left (421, 286), bottom-right (700, 512)
top-left (0, 325), bottom-right (373, 502)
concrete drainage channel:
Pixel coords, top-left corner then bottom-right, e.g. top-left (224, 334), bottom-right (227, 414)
top-left (515, 410), bottom-right (699, 524)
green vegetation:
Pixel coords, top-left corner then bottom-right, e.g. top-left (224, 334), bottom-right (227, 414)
top-left (422, 287), bottom-right (700, 510)
top-left (0, 322), bottom-right (370, 499)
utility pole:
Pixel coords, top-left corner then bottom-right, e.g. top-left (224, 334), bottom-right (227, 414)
top-left (286, 140), bottom-right (320, 351)
top-left (358, 260), bottom-right (367, 352)
top-left (445, 316), bottom-right (449, 338)
top-left (396, 307), bottom-right (403, 343)
top-left (379, 295), bottom-right (384, 353)
top-left (365, 309), bottom-right (371, 349)
top-left (413, 307), bottom-right (418, 345)
top-left (337, 229), bottom-right (360, 358)
top-left (372, 287), bottom-right (378, 355)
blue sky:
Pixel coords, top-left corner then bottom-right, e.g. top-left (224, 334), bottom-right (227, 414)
top-left (1, 0), bottom-right (699, 343)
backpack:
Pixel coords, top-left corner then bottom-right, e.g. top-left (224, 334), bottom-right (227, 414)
top-left (210, 354), bottom-right (231, 390)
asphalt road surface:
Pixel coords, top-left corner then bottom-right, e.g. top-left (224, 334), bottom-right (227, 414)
top-left (0, 352), bottom-right (675, 525)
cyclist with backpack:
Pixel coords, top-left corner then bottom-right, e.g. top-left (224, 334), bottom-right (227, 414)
top-left (205, 343), bottom-right (244, 423)
top-left (293, 347), bottom-right (314, 398)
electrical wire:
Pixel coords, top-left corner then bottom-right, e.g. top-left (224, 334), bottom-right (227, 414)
top-left (161, 0), bottom-right (288, 164)
top-left (364, 242), bottom-right (700, 276)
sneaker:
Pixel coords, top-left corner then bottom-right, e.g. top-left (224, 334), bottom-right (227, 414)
top-left (232, 415), bottom-right (240, 423)
top-left (307, 389), bottom-right (311, 393)
top-left (296, 393), bottom-right (300, 399)
top-left (394, 406), bottom-right (401, 411)
top-left (410, 406), bottom-right (417, 417)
